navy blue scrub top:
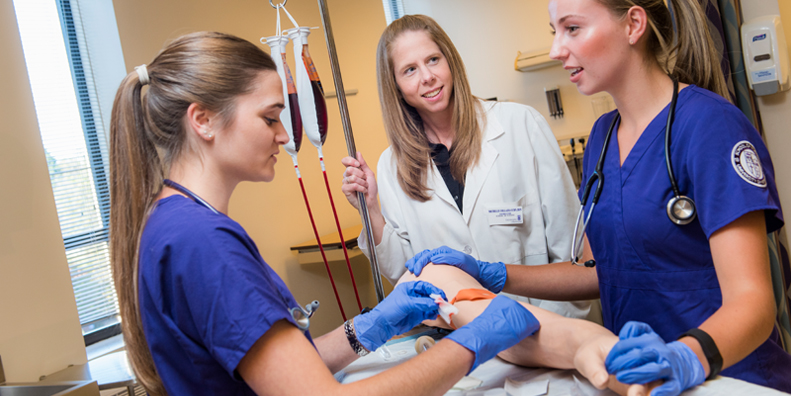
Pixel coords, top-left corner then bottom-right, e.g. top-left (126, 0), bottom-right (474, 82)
top-left (580, 85), bottom-right (791, 391)
top-left (138, 195), bottom-right (313, 395)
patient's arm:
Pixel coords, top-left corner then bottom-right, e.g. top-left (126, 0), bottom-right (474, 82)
top-left (398, 264), bottom-right (653, 396)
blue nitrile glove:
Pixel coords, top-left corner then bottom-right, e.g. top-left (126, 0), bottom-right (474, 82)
top-left (354, 281), bottom-right (446, 352)
top-left (405, 246), bottom-right (508, 293)
top-left (446, 295), bottom-right (540, 373)
top-left (605, 321), bottom-right (705, 396)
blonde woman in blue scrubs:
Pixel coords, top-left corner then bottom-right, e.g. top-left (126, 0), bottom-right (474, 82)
top-left (408, 1), bottom-right (791, 395)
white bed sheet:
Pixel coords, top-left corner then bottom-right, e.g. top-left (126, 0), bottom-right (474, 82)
top-left (335, 331), bottom-right (788, 396)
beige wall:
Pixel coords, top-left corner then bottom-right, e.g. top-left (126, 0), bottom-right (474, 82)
top-left (405, 0), bottom-right (610, 143)
top-left (742, 0), bottom-right (791, 249)
top-left (0, 0), bottom-right (87, 382)
top-left (111, 0), bottom-right (393, 336)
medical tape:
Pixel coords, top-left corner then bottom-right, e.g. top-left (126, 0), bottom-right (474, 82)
top-left (430, 293), bottom-right (459, 328)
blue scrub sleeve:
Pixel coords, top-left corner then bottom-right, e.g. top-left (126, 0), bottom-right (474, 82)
top-left (684, 95), bottom-right (783, 237)
top-left (178, 225), bottom-right (299, 378)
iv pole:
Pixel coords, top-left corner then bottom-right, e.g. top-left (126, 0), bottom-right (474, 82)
top-left (316, 0), bottom-right (385, 302)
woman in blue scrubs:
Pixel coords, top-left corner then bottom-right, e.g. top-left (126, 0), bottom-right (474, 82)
top-left (107, 32), bottom-right (539, 396)
top-left (407, 0), bottom-right (791, 394)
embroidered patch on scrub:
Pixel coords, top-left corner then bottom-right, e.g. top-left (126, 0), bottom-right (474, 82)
top-left (731, 141), bottom-right (766, 188)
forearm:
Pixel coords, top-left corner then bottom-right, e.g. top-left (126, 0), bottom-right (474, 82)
top-left (693, 210), bottom-right (776, 376)
top-left (367, 205), bottom-right (386, 246)
top-left (314, 324), bottom-right (360, 374)
top-left (684, 295), bottom-right (775, 377)
top-left (498, 305), bottom-right (613, 368)
top-left (502, 262), bottom-right (599, 300)
top-left (338, 340), bottom-right (473, 396)
top-left (242, 320), bottom-right (475, 396)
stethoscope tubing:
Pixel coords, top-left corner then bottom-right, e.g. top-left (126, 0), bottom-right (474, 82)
top-left (163, 179), bottom-right (220, 215)
top-left (572, 78), bottom-right (692, 265)
top-left (162, 179), bottom-right (320, 331)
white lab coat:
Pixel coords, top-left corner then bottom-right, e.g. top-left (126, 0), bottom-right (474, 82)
top-left (360, 100), bottom-right (595, 319)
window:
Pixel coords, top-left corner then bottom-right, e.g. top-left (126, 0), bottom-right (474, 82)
top-left (382, 0), bottom-right (404, 25)
top-left (14, 0), bottom-right (123, 344)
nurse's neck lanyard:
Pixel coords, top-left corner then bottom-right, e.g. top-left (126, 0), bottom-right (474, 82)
top-left (570, 78), bottom-right (696, 267)
top-left (163, 179), bottom-right (220, 215)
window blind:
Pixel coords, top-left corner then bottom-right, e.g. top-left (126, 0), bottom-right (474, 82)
top-left (382, 0), bottom-right (404, 25)
top-left (14, 0), bottom-right (119, 341)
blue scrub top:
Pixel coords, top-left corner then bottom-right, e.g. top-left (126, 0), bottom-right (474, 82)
top-left (138, 195), bottom-right (313, 395)
top-left (580, 85), bottom-right (791, 391)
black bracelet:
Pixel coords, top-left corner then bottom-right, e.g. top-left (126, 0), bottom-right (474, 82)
top-left (678, 328), bottom-right (722, 380)
top-left (344, 318), bottom-right (370, 357)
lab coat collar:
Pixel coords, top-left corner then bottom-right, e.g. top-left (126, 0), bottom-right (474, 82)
top-left (429, 101), bottom-right (504, 222)
top-left (462, 102), bottom-right (503, 224)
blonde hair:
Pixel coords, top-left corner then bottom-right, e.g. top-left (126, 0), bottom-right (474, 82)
top-left (597, 0), bottom-right (729, 98)
top-left (376, 14), bottom-right (484, 201)
top-left (109, 32), bottom-right (276, 395)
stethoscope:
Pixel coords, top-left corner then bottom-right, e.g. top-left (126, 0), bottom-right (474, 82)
top-left (163, 179), bottom-right (320, 331)
top-left (570, 79), bottom-right (696, 267)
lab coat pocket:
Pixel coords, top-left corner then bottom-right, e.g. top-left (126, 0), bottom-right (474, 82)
top-left (488, 194), bottom-right (547, 263)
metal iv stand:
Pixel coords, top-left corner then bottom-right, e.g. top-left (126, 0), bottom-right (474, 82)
top-left (314, 0), bottom-right (386, 302)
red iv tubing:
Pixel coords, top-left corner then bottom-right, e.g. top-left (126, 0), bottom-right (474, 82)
top-left (304, 43), bottom-right (363, 313)
top-left (320, 158), bottom-right (363, 312)
top-left (295, 165), bottom-right (347, 321)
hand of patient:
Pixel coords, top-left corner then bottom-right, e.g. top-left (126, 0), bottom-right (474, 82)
top-left (354, 281), bottom-right (446, 352)
top-left (405, 246), bottom-right (507, 293)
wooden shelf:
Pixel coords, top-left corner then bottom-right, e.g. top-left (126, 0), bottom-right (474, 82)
top-left (290, 224), bottom-right (364, 265)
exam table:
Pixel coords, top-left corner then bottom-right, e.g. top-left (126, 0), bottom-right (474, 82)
top-left (336, 330), bottom-right (789, 396)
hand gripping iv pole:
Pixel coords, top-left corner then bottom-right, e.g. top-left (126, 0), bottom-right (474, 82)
top-left (316, 0), bottom-right (385, 302)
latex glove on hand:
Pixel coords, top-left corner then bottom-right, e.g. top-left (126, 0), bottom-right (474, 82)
top-left (354, 281), bottom-right (446, 352)
top-left (446, 295), bottom-right (540, 373)
top-left (405, 246), bottom-right (507, 293)
top-left (605, 321), bottom-right (705, 396)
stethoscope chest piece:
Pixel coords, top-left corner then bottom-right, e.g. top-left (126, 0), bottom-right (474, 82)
top-left (667, 195), bottom-right (696, 225)
top-left (290, 300), bottom-right (320, 331)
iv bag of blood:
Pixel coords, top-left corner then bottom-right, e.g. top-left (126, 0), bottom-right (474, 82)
top-left (287, 27), bottom-right (328, 149)
top-left (263, 35), bottom-right (303, 157)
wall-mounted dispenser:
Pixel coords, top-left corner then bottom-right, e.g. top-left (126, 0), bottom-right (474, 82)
top-left (741, 15), bottom-right (791, 96)
top-left (515, 48), bottom-right (562, 72)
top-left (545, 86), bottom-right (563, 118)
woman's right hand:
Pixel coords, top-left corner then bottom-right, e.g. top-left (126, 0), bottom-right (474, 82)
top-left (446, 295), bottom-right (540, 373)
top-left (341, 152), bottom-right (379, 211)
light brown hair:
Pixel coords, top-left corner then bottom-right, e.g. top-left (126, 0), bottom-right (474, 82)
top-left (109, 31), bottom-right (276, 395)
top-left (596, 0), bottom-right (729, 98)
top-left (376, 14), bottom-right (484, 201)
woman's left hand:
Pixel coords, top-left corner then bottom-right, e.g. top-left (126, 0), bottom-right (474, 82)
top-left (605, 322), bottom-right (705, 396)
top-left (354, 281), bottom-right (446, 352)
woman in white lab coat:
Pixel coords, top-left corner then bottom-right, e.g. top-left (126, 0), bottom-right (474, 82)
top-left (341, 14), bottom-right (592, 319)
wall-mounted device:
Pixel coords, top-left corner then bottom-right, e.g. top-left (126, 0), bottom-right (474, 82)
top-left (515, 48), bottom-right (562, 72)
top-left (545, 86), bottom-right (563, 118)
top-left (741, 15), bottom-right (791, 96)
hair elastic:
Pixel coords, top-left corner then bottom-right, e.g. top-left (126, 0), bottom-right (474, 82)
top-left (135, 64), bottom-right (150, 86)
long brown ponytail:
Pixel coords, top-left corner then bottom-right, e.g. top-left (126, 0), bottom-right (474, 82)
top-left (109, 32), bottom-right (276, 395)
top-left (596, 0), bottom-right (730, 99)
